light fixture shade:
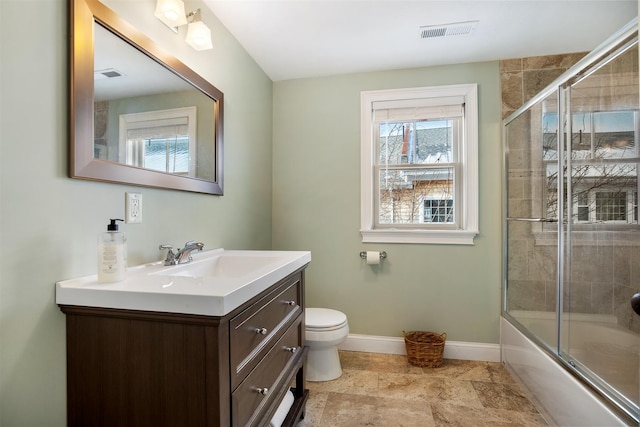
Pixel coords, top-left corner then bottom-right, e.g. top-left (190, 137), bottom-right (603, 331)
top-left (155, 0), bottom-right (187, 30)
top-left (185, 21), bottom-right (213, 51)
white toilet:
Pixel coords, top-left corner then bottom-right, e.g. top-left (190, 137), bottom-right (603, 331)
top-left (305, 308), bottom-right (349, 382)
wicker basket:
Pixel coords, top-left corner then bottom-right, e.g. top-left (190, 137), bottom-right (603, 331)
top-left (403, 331), bottom-right (446, 367)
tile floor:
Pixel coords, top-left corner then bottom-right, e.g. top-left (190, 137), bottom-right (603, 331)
top-left (298, 351), bottom-right (549, 427)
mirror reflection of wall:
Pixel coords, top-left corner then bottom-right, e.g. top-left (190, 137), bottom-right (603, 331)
top-left (92, 22), bottom-right (216, 181)
top-left (94, 100), bottom-right (109, 158)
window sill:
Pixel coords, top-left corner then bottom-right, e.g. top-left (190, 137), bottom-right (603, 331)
top-left (360, 229), bottom-right (478, 245)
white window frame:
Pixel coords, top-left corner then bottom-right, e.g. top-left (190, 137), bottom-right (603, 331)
top-left (360, 84), bottom-right (479, 245)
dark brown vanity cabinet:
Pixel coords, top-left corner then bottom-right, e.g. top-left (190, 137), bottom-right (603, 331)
top-left (60, 269), bottom-right (309, 427)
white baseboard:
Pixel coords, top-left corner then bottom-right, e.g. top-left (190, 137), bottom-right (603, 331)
top-left (338, 333), bottom-right (500, 362)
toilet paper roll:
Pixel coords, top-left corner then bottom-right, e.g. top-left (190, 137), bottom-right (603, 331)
top-left (366, 251), bottom-right (380, 265)
top-left (269, 390), bottom-right (295, 427)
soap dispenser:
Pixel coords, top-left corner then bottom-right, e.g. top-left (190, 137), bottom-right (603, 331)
top-left (98, 219), bottom-right (127, 283)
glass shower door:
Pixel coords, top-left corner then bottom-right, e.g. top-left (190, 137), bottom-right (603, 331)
top-left (505, 91), bottom-right (560, 352)
top-left (562, 35), bottom-right (640, 416)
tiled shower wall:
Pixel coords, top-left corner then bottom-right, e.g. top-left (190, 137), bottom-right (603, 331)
top-left (500, 52), bottom-right (588, 119)
top-left (500, 51), bottom-right (640, 333)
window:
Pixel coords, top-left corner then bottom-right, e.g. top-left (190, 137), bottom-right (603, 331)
top-left (424, 198), bottom-right (454, 223)
top-left (572, 189), bottom-right (638, 224)
top-left (577, 192), bottom-right (590, 222)
top-left (119, 107), bottom-right (197, 176)
top-left (361, 84), bottom-right (479, 244)
top-left (136, 136), bottom-right (190, 174)
top-left (543, 110), bottom-right (639, 226)
top-left (596, 191), bottom-right (627, 221)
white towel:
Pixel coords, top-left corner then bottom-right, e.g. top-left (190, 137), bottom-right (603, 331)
top-left (269, 390), bottom-right (295, 427)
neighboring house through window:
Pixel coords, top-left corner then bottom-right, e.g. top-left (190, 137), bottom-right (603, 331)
top-left (424, 198), bottom-right (454, 223)
top-left (360, 84), bottom-right (479, 244)
top-left (543, 109), bottom-right (639, 226)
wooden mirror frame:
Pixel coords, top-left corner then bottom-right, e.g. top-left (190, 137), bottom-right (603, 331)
top-left (70, 0), bottom-right (224, 195)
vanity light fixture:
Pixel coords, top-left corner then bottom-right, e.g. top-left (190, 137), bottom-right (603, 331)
top-left (185, 9), bottom-right (213, 51)
top-left (154, 0), bottom-right (187, 31)
top-left (154, 1), bottom-right (213, 51)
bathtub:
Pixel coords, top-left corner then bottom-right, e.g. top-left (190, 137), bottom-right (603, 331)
top-left (501, 314), bottom-right (637, 426)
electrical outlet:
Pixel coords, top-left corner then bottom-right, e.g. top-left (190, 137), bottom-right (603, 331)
top-left (125, 192), bottom-right (142, 224)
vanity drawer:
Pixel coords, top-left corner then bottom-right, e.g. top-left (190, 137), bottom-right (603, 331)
top-left (231, 321), bottom-right (301, 427)
top-left (230, 274), bottom-right (302, 389)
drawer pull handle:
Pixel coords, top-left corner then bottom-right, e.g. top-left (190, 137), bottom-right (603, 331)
top-left (285, 346), bottom-right (298, 353)
top-left (284, 300), bottom-right (296, 306)
top-left (256, 387), bottom-right (269, 395)
top-left (255, 327), bottom-right (268, 335)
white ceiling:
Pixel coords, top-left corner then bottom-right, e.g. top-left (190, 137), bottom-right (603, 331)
top-left (203, 0), bottom-right (637, 81)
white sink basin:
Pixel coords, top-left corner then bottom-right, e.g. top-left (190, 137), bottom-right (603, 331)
top-left (56, 248), bottom-right (311, 316)
top-left (151, 253), bottom-right (285, 278)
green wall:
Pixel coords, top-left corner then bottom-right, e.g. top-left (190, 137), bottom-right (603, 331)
top-left (272, 63), bottom-right (503, 343)
top-left (0, 0), bottom-right (273, 425)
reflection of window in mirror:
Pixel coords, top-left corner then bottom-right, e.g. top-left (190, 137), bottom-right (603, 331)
top-left (118, 107), bottom-right (196, 176)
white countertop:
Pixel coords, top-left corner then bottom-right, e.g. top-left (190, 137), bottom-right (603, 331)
top-left (56, 248), bottom-right (311, 316)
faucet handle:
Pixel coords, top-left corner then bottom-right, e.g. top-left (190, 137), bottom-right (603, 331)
top-left (159, 244), bottom-right (177, 265)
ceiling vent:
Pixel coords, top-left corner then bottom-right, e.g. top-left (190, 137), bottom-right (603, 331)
top-left (94, 68), bottom-right (125, 80)
top-left (420, 21), bottom-right (478, 39)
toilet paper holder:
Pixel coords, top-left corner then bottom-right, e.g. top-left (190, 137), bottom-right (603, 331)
top-left (359, 251), bottom-right (387, 260)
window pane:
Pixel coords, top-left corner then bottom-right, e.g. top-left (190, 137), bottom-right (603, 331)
top-left (415, 120), bottom-right (453, 164)
top-left (378, 120), bottom-right (453, 165)
top-left (542, 112), bottom-right (558, 161)
top-left (378, 167), bottom-right (454, 224)
top-left (569, 111), bottom-right (636, 160)
top-left (576, 191), bottom-right (590, 221)
top-left (596, 191), bottom-right (626, 221)
top-left (379, 122), bottom-right (408, 164)
top-left (593, 111), bottom-right (636, 159)
top-left (424, 199), bottom-right (454, 223)
top-left (571, 112), bottom-right (592, 157)
top-left (144, 137), bottom-right (190, 174)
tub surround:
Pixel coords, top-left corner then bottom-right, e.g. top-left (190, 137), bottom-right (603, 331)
top-left (500, 51), bottom-right (588, 119)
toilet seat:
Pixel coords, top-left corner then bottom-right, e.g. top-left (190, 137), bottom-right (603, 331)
top-left (306, 308), bottom-right (348, 331)
top-left (304, 307), bottom-right (349, 382)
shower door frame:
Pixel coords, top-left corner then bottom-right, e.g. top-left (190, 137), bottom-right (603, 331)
top-left (502, 18), bottom-right (639, 425)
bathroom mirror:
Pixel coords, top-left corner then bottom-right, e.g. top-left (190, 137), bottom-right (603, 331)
top-left (70, 0), bottom-right (224, 194)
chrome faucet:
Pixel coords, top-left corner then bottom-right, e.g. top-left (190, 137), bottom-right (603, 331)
top-left (159, 241), bottom-right (204, 265)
